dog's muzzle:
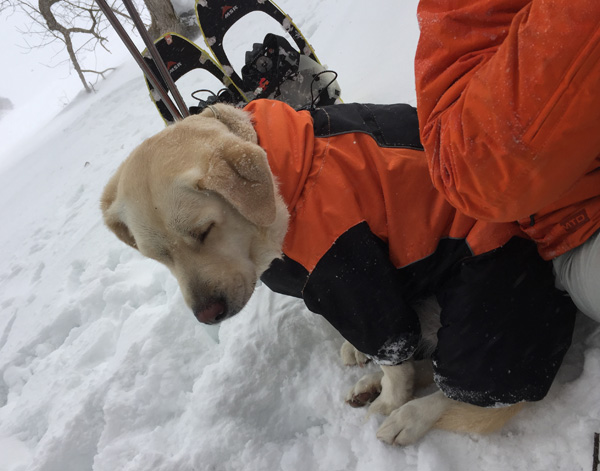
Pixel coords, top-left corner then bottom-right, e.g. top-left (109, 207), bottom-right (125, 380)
top-left (194, 298), bottom-right (228, 324)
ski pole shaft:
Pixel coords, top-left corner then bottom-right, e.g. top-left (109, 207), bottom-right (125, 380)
top-left (95, 0), bottom-right (184, 121)
top-left (120, 0), bottom-right (190, 118)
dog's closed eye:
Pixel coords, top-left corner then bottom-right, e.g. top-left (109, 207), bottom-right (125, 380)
top-left (190, 222), bottom-right (215, 244)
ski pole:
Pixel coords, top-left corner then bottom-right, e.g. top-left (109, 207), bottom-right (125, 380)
top-left (95, 0), bottom-right (184, 121)
top-left (119, 0), bottom-right (189, 119)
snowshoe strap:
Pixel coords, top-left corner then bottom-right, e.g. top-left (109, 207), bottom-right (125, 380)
top-left (241, 34), bottom-right (300, 99)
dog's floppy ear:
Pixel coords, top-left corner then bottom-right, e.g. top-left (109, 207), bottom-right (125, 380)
top-left (199, 139), bottom-right (276, 227)
top-left (199, 104), bottom-right (258, 144)
top-left (100, 167), bottom-right (138, 249)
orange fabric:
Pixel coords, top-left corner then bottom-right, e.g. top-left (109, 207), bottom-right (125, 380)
top-left (415, 0), bottom-right (600, 259)
top-left (246, 100), bottom-right (521, 273)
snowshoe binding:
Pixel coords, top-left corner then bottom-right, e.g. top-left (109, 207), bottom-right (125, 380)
top-left (195, 0), bottom-right (341, 108)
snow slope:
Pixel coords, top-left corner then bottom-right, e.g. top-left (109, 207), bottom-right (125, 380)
top-left (1, 1), bottom-right (600, 470)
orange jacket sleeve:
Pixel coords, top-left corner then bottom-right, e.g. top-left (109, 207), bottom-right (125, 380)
top-left (415, 0), bottom-right (600, 222)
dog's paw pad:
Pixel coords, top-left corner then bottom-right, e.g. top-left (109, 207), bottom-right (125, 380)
top-left (346, 390), bottom-right (380, 408)
top-left (345, 371), bottom-right (383, 408)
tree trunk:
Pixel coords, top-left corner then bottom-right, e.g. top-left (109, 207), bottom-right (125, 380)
top-left (143, 0), bottom-right (186, 40)
top-left (39, 0), bottom-right (93, 92)
top-left (64, 33), bottom-right (93, 93)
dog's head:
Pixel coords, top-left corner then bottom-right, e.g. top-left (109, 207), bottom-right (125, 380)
top-left (101, 104), bottom-right (288, 324)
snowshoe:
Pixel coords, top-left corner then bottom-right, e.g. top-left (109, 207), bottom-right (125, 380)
top-left (143, 33), bottom-right (248, 124)
top-left (195, 0), bottom-right (341, 108)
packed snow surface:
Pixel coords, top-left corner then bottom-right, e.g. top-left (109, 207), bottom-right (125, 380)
top-left (1, 1), bottom-right (599, 470)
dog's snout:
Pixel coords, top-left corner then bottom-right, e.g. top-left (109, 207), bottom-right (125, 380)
top-left (194, 298), bottom-right (228, 324)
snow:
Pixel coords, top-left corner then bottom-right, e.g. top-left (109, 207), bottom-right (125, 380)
top-left (1, 0), bottom-right (599, 470)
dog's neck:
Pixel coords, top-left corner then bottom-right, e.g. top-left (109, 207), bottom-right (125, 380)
top-left (205, 104), bottom-right (220, 120)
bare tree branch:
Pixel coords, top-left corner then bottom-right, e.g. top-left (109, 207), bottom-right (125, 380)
top-left (4, 0), bottom-right (196, 95)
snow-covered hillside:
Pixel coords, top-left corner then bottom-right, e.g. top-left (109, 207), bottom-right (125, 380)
top-left (1, 1), bottom-right (599, 470)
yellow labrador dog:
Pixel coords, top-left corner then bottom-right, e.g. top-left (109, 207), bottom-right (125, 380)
top-left (102, 106), bottom-right (288, 322)
top-left (101, 101), bottom-right (574, 445)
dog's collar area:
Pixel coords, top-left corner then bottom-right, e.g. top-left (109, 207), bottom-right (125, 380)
top-left (206, 104), bottom-right (220, 120)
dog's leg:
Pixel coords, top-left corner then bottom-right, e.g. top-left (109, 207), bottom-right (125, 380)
top-left (434, 399), bottom-right (524, 435)
top-left (377, 390), bottom-right (454, 445)
top-left (340, 340), bottom-right (369, 367)
top-left (377, 390), bottom-right (524, 445)
top-left (366, 363), bottom-right (415, 416)
top-left (345, 362), bottom-right (415, 412)
top-left (345, 370), bottom-right (384, 407)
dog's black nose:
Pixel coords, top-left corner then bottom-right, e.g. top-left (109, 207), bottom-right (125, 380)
top-left (194, 299), bottom-right (227, 324)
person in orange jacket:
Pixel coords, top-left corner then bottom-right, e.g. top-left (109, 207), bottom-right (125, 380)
top-left (414, 0), bottom-right (600, 321)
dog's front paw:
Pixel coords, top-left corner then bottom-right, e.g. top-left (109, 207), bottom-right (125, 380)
top-left (376, 401), bottom-right (432, 445)
top-left (345, 371), bottom-right (383, 408)
top-left (368, 394), bottom-right (406, 417)
top-left (340, 340), bottom-right (369, 367)
top-left (365, 363), bottom-right (415, 417)
top-left (376, 391), bottom-right (452, 446)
